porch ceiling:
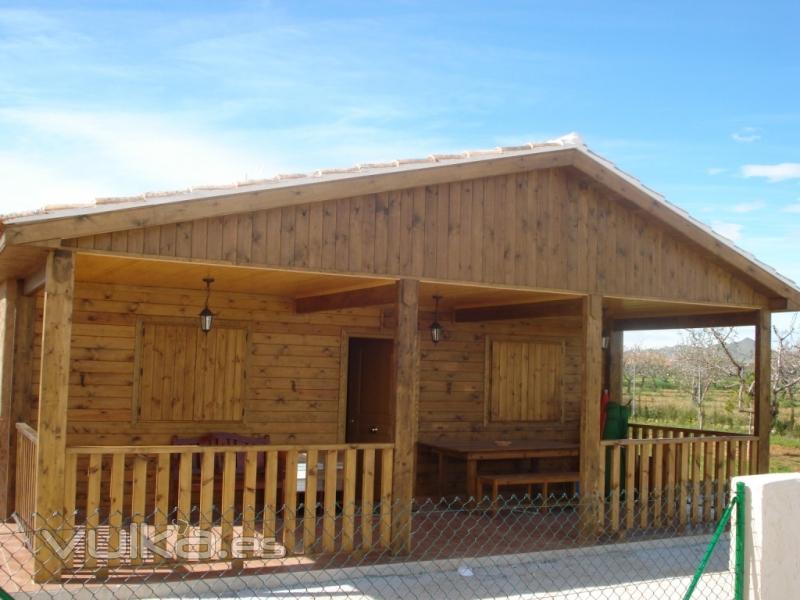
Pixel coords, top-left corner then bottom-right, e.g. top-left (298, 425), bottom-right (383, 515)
top-left (74, 253), bottom-right (763, 322)
top-left (75, 253), bottom-right (394, 298)
top-left (74, 252), bottom-right (580, 309)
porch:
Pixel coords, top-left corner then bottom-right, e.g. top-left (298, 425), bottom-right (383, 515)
top-left (1, 250), bottom-right (775, 585)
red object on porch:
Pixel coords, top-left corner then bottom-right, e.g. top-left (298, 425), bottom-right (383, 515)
top-left (600, 389), bottom-right (610, 432)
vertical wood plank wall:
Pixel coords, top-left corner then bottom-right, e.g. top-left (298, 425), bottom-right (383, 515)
top-left (64, 168), bottom-right (766, 308)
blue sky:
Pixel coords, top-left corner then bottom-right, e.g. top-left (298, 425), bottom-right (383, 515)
top-left (1, 1), bottom-right (799, 346)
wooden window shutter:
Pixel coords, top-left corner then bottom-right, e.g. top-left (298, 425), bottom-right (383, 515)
top-left (137, 321), bottom-right (247, 422)
top-left (486, 337), bottom-right (564, 423)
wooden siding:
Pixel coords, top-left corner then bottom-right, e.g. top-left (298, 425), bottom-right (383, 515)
top-left (29, 282), bottom-right (383, 446)
top-left (65, 167), bottom-right (766, 307)
top-left (22, 282), bottom-right (581, 467)
top-left (417, 314), bottom-right (582, 439)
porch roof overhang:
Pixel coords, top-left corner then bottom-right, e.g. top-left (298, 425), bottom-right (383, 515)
top-left (70, 252), bottom-right (766, 327)
top-left (1, 135), bottom-right (798, 310)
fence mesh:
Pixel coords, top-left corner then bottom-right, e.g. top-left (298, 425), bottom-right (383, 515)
top-left (0, 487), bottom-right (736, 600)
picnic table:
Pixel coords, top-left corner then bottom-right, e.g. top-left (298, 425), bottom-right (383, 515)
top-left (418, 439), bottom-right (579, 498)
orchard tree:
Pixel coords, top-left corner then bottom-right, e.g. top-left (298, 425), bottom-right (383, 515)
top-left (674, 329), bottom-right (731, 429)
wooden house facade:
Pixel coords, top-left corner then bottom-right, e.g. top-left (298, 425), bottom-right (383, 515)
top-left (0, 138), bottom-right (796, 582)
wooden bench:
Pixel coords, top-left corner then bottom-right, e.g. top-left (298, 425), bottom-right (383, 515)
top-left (477, 471), bottom-right (579, 513)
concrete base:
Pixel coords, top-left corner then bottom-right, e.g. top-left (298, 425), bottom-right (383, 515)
top-left (732, 473), bottom-right (800, 600)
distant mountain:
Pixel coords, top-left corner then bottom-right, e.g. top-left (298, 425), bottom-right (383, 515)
top-left (725, 338), bottom-right (756, 364)
top-left (652, 337), bottom-right (755, 365)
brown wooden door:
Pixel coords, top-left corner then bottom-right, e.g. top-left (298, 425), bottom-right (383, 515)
top-left (346, 337), bottom-right (394, 443)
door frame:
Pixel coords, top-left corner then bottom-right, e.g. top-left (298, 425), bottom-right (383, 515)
top-left (338, 330), bottom-right (395, 443)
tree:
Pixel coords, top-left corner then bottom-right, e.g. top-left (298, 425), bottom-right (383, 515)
top-left (771, 317), bottom-right (800, 429)
top-left (673, 329), bottom-right (732, 429)
top-left (708, 327), bottom-right (750, 411)
top-left (623, 346), bottom-right (672, 413)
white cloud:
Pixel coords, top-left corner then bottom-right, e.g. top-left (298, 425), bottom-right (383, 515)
top-left (741, 163), bottom-right (800, 182)
top-left (711, 221), bottom-right (743, 242)
top-left (731, 127), bottom-right (761, 143)
top-left (706, 167), bottom-right (726, 175)
top-left (782, 203), bottom-right (800, 213)
top-left (731, 200), bottom-right (765, 213)
top-left (0, 108), bottom-right (288, 215)
top-left (0, 106), bottom-right (446, 216)
top-left (0, 153), bottom-right (102, 216)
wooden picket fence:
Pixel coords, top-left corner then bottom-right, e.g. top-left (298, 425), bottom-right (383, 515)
top-left (57, 442), bottom-right (394, 569)
top-left (598, 423), bottom-right (757, 533)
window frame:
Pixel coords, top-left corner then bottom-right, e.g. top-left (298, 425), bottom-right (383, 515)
top-left (483, 334), bottom-right (567, 427)
top-left (132, 316), bottom-right (251, 424)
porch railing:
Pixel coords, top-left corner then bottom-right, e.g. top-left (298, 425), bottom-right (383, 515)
top-left (598, 423), bottom-right (757, 534)
top-left (14, 423), bottom-right (37, 545)
top-left (60, 442), bottom-right (394, 569)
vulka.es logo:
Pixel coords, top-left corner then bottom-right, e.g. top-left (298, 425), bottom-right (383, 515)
top-left (40, 526), bottom-right (287, 561)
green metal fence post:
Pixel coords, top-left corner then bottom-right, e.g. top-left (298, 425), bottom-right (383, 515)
top-left (681, 490), bottom-right (738, 600)
top-left (682, 479), bottom-right (749, 600)
top-left (734, 481), bottom-right (746, 600)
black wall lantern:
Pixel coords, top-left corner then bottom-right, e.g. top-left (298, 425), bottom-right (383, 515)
top-left (199, 277), bottom-right (215, 333)
top-left (430, 295), bottom-right (444, 344)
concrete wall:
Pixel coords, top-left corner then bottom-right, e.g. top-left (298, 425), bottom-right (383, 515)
top-left (731, 473), bottom-right (800, 600)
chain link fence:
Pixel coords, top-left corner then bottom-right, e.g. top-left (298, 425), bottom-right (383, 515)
top-left (0, 487), bottom-right (737, 600)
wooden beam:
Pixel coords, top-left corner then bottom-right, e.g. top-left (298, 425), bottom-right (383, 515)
top-left (390, 279), bottom-right (419, 555)
top-left (295, 282), bottom-right (398, 313)
top-left (754, 309), bottom-right (771, 474)
top-left (22, 265), bottom-right (46, 296)
top-left (612, 311), bottom-right (757, 331)
top-left (453, 298), bottom-right (582, 323)
top-left (33, 250), bottom-right (74, 583)
top-left (768, 297), bottom-right (788, 310)
top-left (579, 294), bottom-right (603, 536)
top-left (0, 279), bottom-right (18, 519)
top-left (4, 150), bottom-right (574, 246)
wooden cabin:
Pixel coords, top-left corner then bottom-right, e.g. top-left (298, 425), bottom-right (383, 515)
top-left (0, 137), bottom-right (796, 582)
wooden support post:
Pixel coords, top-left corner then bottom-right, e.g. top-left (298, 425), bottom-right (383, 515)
top-left (580, 294), bottom-right (603, 535)
top-left (390, 279), bottom-right (419, 554)
top-left (754, 309), bottom-right (771, 474)
top-left (7, 288), bottom-right (35, 519)
top-left (0, 280), bottom-right (18, 519)
top-left (608, 330), bottom-right (623, 405)
top-left (33, 250), bottom-right (74, 583)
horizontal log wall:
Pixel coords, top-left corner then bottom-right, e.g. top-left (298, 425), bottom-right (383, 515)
top-left (23, 282), bottom-right (582, 464)
top-left (28, 282), bottom-right (383, 446)
top-left (65, 167), bottom-right (766, 307)
top-left (415, 312), bottom-right (582, 496)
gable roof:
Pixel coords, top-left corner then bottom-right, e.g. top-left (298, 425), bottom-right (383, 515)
top-left (1, 134), bottom-right (798, 309)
